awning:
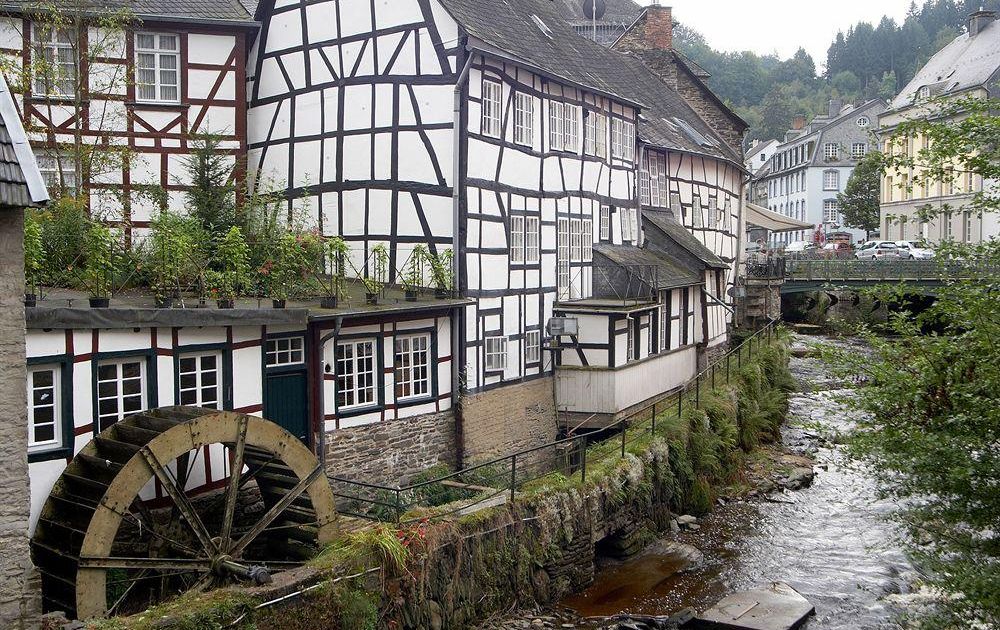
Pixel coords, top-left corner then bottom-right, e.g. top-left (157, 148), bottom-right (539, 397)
top-left (746, 203), bottom-right (813, 233)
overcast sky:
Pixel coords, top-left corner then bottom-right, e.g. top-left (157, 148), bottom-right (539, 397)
top-left (638, 0), bottom-right (915, 67)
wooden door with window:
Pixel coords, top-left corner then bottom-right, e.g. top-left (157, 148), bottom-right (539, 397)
top-left (263, 336), bottom-right (310, 444)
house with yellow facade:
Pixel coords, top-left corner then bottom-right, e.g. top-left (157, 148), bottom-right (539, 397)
top-left (878, 9), bottom-right (1000, 244)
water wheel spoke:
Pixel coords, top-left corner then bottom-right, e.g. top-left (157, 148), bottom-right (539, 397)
top-left (220, 416), bottom-right (249, 549)
top-left (123, 503), bottom-right (201, 558)
top-left (79, 557), bottom-right (213, 571)
top-left (229, 464), bottom-right (325, 557)
top-left (139, 446), bottom-right (219, 556)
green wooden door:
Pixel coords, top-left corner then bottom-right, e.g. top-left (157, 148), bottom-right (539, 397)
top-left (264, 371), bottom-right (309, 443)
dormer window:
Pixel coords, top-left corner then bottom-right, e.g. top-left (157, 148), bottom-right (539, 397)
top-left (135, 33), bottom-right (180, 103)
top-left (918, 86), bottom-right (931, 100)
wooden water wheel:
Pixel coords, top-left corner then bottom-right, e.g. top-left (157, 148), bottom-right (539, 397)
top-left (30, 407), bottom-right (338, 620)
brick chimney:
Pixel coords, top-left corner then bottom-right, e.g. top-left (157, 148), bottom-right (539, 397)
top-left (643, 3), bottom-right (673, 50)
top-left (968, 9), bottom-right (997, 37)
top-left (792, 114), bottom-right (806, 130)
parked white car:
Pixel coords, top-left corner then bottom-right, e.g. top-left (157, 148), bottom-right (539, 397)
top-left (855, 241), bottom-right (902, 261)
top-left (784, 240), bottom-right (818, 253)
top-left (895, 240), bottom-right (935, 260)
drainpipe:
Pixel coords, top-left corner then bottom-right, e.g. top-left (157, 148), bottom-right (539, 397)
top-left (452, 45), bottom-right (474, 468)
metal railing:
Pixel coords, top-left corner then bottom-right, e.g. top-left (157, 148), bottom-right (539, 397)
top-left (785, 259), bottom-right (983, 283)
top-left (745, 257), bottom-right (786, 279)
top-left (331, 319), bottom-right (783, 523)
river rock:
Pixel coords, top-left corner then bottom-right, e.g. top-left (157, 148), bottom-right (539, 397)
top-left (782, 467), bottom-right (816, 490)
top-left (669, 519), bottom-right (680, 533)
top-left (695, 581), bottom-right (815, 630)
top-left (676, 515), bottom-right (698, 526)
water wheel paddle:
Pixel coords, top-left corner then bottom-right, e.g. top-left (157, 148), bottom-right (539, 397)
top-left (30, 407), bottom-right (337, 620)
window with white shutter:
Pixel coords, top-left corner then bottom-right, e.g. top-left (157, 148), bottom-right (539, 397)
top-left (582, 218), bottom-right (593, 261)
top-left (549, 101), bottom-right (564, 151)
top-left (570, 218), bottom-right (582, 261)
top-left (599, 206), bottom-right (610, 240)
top-left (485, 336), bottom-right (508, 371)
top-left (557, 218), bottom-right (570, 299)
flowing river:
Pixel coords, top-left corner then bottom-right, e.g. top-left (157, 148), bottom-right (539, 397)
top-left (557, 334), bottom-right (916, 629)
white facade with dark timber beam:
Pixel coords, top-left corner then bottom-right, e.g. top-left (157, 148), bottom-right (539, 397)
top-left (247, 0), bottom-right (747, 452)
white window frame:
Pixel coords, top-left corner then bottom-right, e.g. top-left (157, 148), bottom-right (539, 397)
top-left (177, 352), bottom-right (222, 409)
top-left (37, 154), bottom-right (77, 195)
top-left (336, 338), bottom-right (377, 410)
top-left (585, 110), bottom-right (608, 158)
top-left (525, 330), bottom-right (541, 364)
top-left (659, 302), bottom-right (667, 352)
top-left (563, 103), bottom-right (580, 152)
top-left (625, 316), bottom-right (634, 362)
top-left (135, 32), bottom-right (180, 103)
top-left (570, 218), bottom-right (582, 261)
top-left (823, 170), bottom-right (840, 191)
top-left (525, 216), bottom-right (540, 264)
top-left (582, 218), bottom-right (593, 262)
top-left (266, 336), bottom-right (305, 366)
top-left (557, 218), bottom-right (570, 299)
top-left (510, 215), bottom-right (525, 264)
top-left (599, 206), bottom-right (610, 240)
top-left (611, 118), bottom-right (635, 161)
top-left (964, 211), bottom-right (974, 243)
top-left (824, 143), bottom-right (840, 160)
top-left (856, 115), bottom-right (870, 128)
top-left (639, 153), bottom-right (651, 205)
top-left (549, 101), bottom-right (564, 151)
top-left (621, 207), bottom-right (633, 241)
top-left (394, 334), bottom-right (431, 401)
top-left (513, 92), bottom-right (533, 146)
top-left (33, 25), bottom-right (76, 96)
top-left (28, 365), bottom-right (61, 452)
top-left (96, 358), bottom-right (147, 431)
top-left (823, 200), bottom-right (839, 223)
top-left (485, 336), bottom-right (508, 372)
top-left (481, 79), bottom-right (503, 138)
top-left (852, 142), bottom-right (867, 159)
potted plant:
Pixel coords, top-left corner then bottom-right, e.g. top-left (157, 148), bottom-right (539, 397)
top-left (24, 213), bottom-right (44, 307)
top-left (362, 244), bottom-right (389, 305)
top-left (148, 212), bottom-right (198, 308)
top-left (429, 249), bottom-right (454, 299)
top-left (82, 221), bottom-right (117, 308)
top-left (403, 245), bottom-right (428, 302)
top-left (206, 226), bottom-right (251, 309)
top-left (319, 236), bottom-right (349, 309)
top-left (263, 231), bottom-right (310, 308)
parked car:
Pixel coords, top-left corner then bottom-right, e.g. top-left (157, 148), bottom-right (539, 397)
top-left (895, 240), bottom-right (935, 260)
top-left (784, 240), bottom-right (818, 253)
top-left (855, 241), bottom-right (902, 260)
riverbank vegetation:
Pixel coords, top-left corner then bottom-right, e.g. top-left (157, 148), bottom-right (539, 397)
top-left (824, 241), bottom-right (1000, 629)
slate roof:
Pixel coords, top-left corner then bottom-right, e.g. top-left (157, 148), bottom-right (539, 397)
top-left (547, 0), bottom-right (643, 25)
top-left (1, 0), bottom-right (256, 23)
top-left (435, 0), bottom-right (741, 164)
top-left (891, 17), bottom-right (1000, 109)
top-left (0, 74), bottom-right (47, 209)
top-left (593, 243), bottom-right (702, 290)
top-left (643, 210), bottom-right (727, 269)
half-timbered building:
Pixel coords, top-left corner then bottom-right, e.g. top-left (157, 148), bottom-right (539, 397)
top-left (247, 0), bottom-right (747, 452)
top-left (0, 0), bottom-right (257, 227)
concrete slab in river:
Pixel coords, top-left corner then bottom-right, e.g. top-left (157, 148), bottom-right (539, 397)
top-left (688, 582), bottom-right (815, 630)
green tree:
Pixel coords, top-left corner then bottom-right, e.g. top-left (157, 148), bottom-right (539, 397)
top-left (837, 150), bottom-right (883, 234)
top-left (825, 241), bottom-right (1000, 628)
top-left (828, 96), bottom-right (1000, 628)
top-left (830, 70), bottom-right (861, 97)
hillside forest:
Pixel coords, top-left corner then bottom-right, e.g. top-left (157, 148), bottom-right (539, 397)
top-left (672, 0), bottom-right (1000, 145)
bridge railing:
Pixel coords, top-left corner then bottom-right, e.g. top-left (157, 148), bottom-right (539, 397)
top-left (745, 257), bottom-right (786, 279)
top-left (785, 259), bottom-right (981, 283)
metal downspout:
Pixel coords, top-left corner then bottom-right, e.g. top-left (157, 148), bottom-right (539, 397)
top-left (452, 48), bottom-right (474, 468)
